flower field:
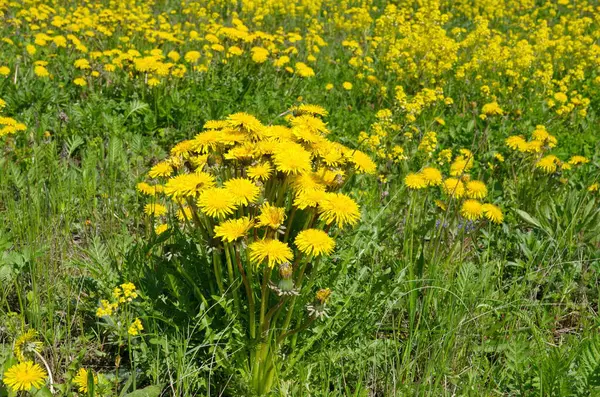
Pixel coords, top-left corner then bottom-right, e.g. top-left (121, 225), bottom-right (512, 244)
top-left (1, 0), bottom-right (599, 395)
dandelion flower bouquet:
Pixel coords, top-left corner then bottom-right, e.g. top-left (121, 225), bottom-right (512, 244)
top-left (138, 105), bottom-right (374, 393)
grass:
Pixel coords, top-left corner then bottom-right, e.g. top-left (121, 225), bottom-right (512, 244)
top-left (1, 0), bottom-right (600, 395)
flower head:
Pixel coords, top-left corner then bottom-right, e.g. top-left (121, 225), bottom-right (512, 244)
top-left (224, 178), bottom-right (260, 205)
top-left (404, 173), bottom-right (427, 190)
top-left (421, 167), bottom-right (443, 186)
top-left (14, 330), bottom-right (43, 362)
top-left (482, 203), bottom-right (503, 224)
top-left (128, 318), bottom-right (144, 336)
top-left (73, 368), bottom-right (97, 393)
top-left (442, 178), bottom-right (465, 198)
top-left (247, 162), bottom-right (273, 181)
top-left (3, 361), bottom-right (47, 392)
top-left (535, 155), bottom-right (559, 174)
top-left (214, 217), bottom-right (253, 242)
top-left (460, 199), bottom-right (483, 220)
top-left (466, 180), bottom-right (487, 199)
top-left (197, 188), bottom-right (238, 218)
top-left (249, 239), bottom-right (293, 268)
top-left (295, 229), bottom-right (335, 257)
top-left (318, 193), bottom-right (360, 228)
top-left (164, 172), bottom-right (215, 198)
top-left (257, 203), bottom-right (286, 229)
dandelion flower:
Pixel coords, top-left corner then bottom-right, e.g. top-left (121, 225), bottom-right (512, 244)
top-left (155, 224), bottom-right (168, 234)
top-left (148, 161), bottom-right (173, 178)
top-left (197, 188), bottom-right (238, 218)
top-left (466, 180), bottom-right (488, 199)
top-left (247, 162), bottom-right (273, 181)
top-left (442, 178), bottom-right (465, 198)
top-left (214, 217), bottom-right (253, 242)
top-left (227, 112), bottom-right (263, 136)
top-left (144, 203), bottom-right (167, 216)
top-left (257, 203), bottom-right (286, 229)
top-left (404, 173), bottom-right (427, 190)
top-left (450, 158), bottom-right (472, 176)
top-left (461, 199), bottom-right (483, 220)
top-left (535, 155), bottom-right (559, 174)
top-left (481, 102), bottom-right (503, 116)
top-left (73, 368), bottom-right (97, 393)
top-left (350, 150), bottom-right (376, 174)
top-left (13, 330), bottom-right (43, 362)
top-left (224, 178), bottom-right (260, 205)
top-left (249, 239), bottom-right (293, 268)
top-left (505, 136), bottom-right (527, 152)
top-left (318, 193), bottom-right (360, 228)
top-left (2, 361), bottom-right (47, 392)
top-left (164, 172), bottom-right (216, 198)
top-left (294, 188), bottom-right (327, 210)
top-left (342, 82), bottom-right (353, 90)
top-left (272, 142), bottom-right (312, 174)
top-left (295, 104), bottom-right (328, 117)
top-left (482, 204), bottom-right (503, 224)
top-left (421, 167), bottom-right (443, 186)
top-left (295, 229), bottom-right (335, 257)
top-left (568, 155), bottom-right (589, 165)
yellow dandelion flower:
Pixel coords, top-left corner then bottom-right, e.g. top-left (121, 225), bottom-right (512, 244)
top-left (442, 178), bottom-right (465, 198)
top-left (466, 180), bottom-right (488, 199)
top-left (295, 229), bottom-right (335, 257)
top-left (450, 157), bottom-right (472, 176)
top-left (73, 368), bottom-right (97, 393)
top-left (73, 77), bottom-right (87, 87)
top-left (14, 329), bottom-right (43, 362)
top-left (164, 172), bottom-right (215, 198)
top-left (136, 182), bottom-right (163, 196)
top-left (247, 162), bottom-right (273, 181)
top-left (421, 167), bottom-right (443, 186)
top-left (461, 199), bottom-right (483, 220)
top-left (505, 136), bottom-right (527, 152)
top-left (148, 161), bottom-right (173, 178)
top-left (144, 203), bottom-right (167, 216)
top-left (272, 142), bottom-right (312, 174)
top-left (295, 104), bottom-right (328, 117)
top-left (535, 155), bottom-right (559, 174)
top-left (3, 361), bottom-right (47, 392)
top-left (404, 173), bottom-right (427, 190)
top-left (177, 206), bottom-right (193, 222)
top-left (588, 183), bottom-right (599, 192)
top-left (257, 203), bottom-right (286, 229)
top-left (350, 150), bottom-right (376, 174)
top-left (291, 172), bottom-right (325, 192)
top-left (482, 204), bottom-right (503, 224)
top-left (224, 178), bottom-right (260, 205)
top-left (227, 112), bottom-right (263, 136)
top-left (568, 155), bottom-right (589, 165)
top-left (214, 217), bottom-right (253, 242)
top-left (155, 224), bottom-right (168, 235)
top-left (318, 193), bottom-right (360, 228)
top-left (249, 239), bottom-right (293, 268)
top-left (197, 188), bottom-right (238, 218)
top-left (342, 82), bottom-right (353, 90)
top-left (481, 102), bottom-right (503, 116)
top-left (294, 188), bottom-right (327, 210)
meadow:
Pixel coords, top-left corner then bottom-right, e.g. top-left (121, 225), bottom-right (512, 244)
top-left (1, 0), bottom-right (600, 395)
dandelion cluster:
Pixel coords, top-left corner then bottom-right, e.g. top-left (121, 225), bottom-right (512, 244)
top-left (138, 106), bottom-right (371, 390)
top-left (139, 106), bottom-right (370, 265)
